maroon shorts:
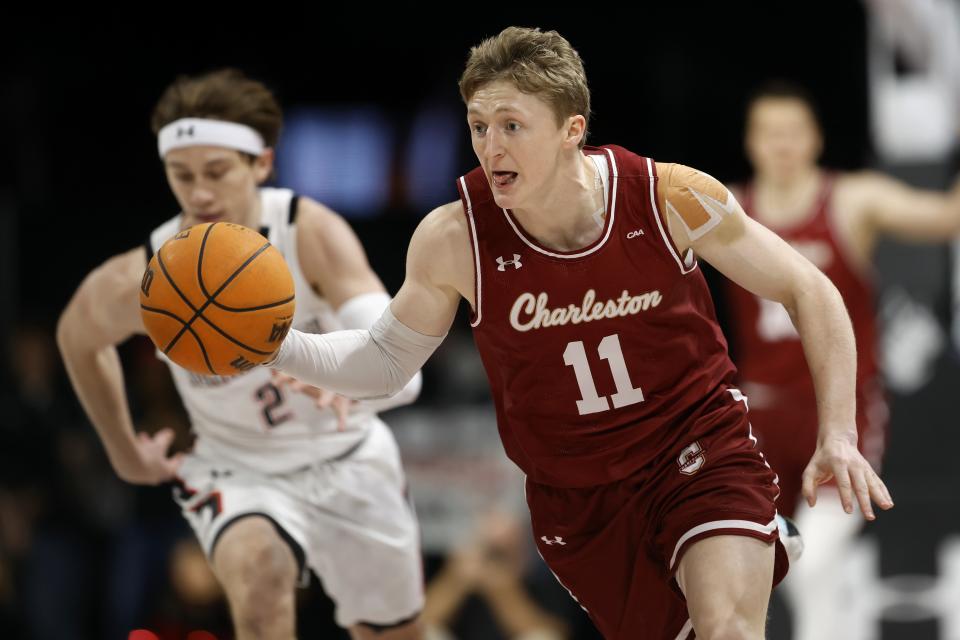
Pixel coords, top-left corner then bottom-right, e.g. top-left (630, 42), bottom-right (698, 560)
top-left (526, 390), bottom-right (788, 639)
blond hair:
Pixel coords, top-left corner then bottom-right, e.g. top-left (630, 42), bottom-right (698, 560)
top-left (459, 27), bottom-right (591, 148)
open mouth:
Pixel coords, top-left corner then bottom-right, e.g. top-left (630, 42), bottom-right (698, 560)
top-left (492, 171), bottom-right (518, 188)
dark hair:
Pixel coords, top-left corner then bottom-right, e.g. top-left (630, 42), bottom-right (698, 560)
top-left (151, 68), bottom-right (282, 149)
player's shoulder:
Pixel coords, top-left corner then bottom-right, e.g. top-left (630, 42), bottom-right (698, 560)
top-left (416, 200), bottom-right (469, 244)
top-left (408, 201), bottom-right (472, 287)
top-left (833, 169), bottom-right (895, 196)
top-left (291, 196), bottom-right (362, 252)
top-left (655, 162), bottom-right (731, 205)
top-left (831, 170), bottom-right (891, 216)
top-left (590, 143), bottom-right (653, 177)
top-left (655, 163), bottom-right (738, 242)
top-left (95, 246), bottom-right (148, 288)
top-left (656, 162), bottom-right (724, 190)
top-left (69, 246), bottom-right (146, 320)
top-left (291, 195), bottom-right (342, 233)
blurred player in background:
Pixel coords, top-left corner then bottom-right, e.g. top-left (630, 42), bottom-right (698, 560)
top-left (57, 69), bottom-right (425, 640)
top-left (724, 80), bottom-right (960, 640)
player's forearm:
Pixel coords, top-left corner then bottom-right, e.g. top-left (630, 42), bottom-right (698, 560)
top-left (271, 329), bottom-right (400, 399)
top-left (356, 371), bottom-right (423, 414)
top-left (422, 568), bottom-right (474, 627)
top-left (56, 328), bottom-right (139, 468)
top-left (333, 291), bottom-right (425, 411)
top-left (270, 306), bottom-right (443, 400)
top-left (483, 581), bottom-right (568, 638)
top-left (789, 273), bottom-right (858, 443)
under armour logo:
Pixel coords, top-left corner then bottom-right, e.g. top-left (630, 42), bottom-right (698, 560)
top-left (177, 125), bottom-right (195, 138)
top-left (541, 536), bottom-right (566, 546)
top-left (496, 254), bottom-right (522, 271)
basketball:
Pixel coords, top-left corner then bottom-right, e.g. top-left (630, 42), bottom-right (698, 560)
top-left (139, 222), bottom-right (296, 376)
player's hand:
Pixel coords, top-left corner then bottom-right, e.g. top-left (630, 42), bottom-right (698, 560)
top-left (271, 370), bottom-right (355, 431)
top-left (115, 427), bottom-right (184, 486)
top-left (802, 431), bottom-right (893, 520)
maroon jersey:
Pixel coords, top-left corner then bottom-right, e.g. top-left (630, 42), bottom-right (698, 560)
top-left (725, 175), bottom-right (880, 391)
top-left (457, 145), bottom-right (739, 488)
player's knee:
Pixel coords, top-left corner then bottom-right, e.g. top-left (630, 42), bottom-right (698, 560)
top-left (217, 534), bottom-right (298, 624)
top-left (230, 562), bottom-right (296, 636)
top-left (694, 612), bottom-right (763, 640)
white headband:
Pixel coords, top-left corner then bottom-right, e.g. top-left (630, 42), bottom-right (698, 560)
top-left (157, 118), bottom-right (266, 158)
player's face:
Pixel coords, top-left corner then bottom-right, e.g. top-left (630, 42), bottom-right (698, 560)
top-left (164, 146), bottom-right (273, 227)
top-left (746, 98), bottom-right (822, 182)
top-left (466, 80), bottom-right (573, 209)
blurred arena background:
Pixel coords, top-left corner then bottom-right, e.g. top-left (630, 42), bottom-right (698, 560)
top-left (1, 3), bottom-right (958, 638)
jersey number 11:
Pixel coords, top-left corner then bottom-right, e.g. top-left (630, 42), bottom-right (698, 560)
top-left (563, 334), bottom-right (645, 415)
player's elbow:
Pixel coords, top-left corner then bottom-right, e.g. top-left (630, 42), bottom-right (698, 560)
top-left (393, 370), bottom-right (422, 407)
top-left (785, 263), bottom-right (835, 316)
top-left (796, 267), bottom-right (843, 316)
top-left (57, 288), bottom-right (112, 358)
top-left (56, 298), bottom-right (86, 356)
top-left (380, 368), bottom-right (417, 400)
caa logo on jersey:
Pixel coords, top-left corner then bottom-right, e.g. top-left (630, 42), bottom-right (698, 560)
top-left (626, 229), bottom-right (645, 239)
top-left (678, 441), bottom-right (706, 475)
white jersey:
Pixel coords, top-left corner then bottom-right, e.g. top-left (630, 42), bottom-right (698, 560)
top-left (148, 188), bottom-right (380, 472)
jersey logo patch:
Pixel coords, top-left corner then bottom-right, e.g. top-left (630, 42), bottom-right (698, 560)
top-left (678, 440), bottom-right (706, 475)
top-left (626, 229), bottom-right (645, 239)
top-left (496, 254), bottom-right (523, 271)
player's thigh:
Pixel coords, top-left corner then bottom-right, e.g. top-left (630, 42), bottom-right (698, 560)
top-left (310, 423), bottom-right (423, 629)
top-left (677, 534), bottom-right (774, 637)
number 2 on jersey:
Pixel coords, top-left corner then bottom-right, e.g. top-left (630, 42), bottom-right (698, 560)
top-left (563, 334), bottom-right (645, 415)
top-left (255, 382), bottom-right (292, 428)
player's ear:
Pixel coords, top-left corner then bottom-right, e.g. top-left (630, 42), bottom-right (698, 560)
top-left (813, 126), bottom-right (824, 160)
top-left (563, 114), bottom-right (587, 149)
top-left (252, 148), bottom-right (275, 184)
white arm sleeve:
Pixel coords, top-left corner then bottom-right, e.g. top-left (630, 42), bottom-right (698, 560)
top-left (334, 292), bottom-right (423, 412)
top-left (270, 304), bottom-right (444, 400)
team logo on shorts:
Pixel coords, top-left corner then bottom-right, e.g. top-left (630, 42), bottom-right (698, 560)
top-left (678, 440), bottom-right (706, 476)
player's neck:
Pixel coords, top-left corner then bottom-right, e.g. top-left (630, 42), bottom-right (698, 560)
top-left (752, 166), bottom-right (823, 227)
top-left (512, 152), bottom-right (604, 252)
top-left (239, 192), bottom-right (264, 230)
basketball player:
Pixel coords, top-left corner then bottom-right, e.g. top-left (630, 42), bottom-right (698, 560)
top-left (266, 28), bottom-right (893, 639)
top-left (56, 69), bottom-right (425, 640)
top-left (724, 81), bottom-right (960, 640)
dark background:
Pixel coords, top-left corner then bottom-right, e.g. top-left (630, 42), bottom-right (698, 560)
top-left (2, 4), bottom-right (958, 639)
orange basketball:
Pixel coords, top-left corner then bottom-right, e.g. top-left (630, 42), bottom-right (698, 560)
top-left (139, 222), bottom-right (296, 376)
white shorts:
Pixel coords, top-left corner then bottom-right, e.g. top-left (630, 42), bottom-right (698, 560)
top-left (172, 418), bottom-right (423, 628)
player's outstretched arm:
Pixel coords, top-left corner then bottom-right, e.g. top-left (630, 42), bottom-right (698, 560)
top-left (270, 201), bottom-right (471, 399)
top-left (291, 198), bottom-right (423, 412)
top-left (846, 170), bottom-right (960, 245)
top-left (657, 162), bottom-right (894, 520)
top-left (57, 247), bottom-right (183, 485)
